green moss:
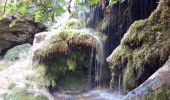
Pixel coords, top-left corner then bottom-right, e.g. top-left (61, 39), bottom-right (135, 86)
top-left (123, 60), bottom-right (136, 90)
top-left (6, 87), bottom-right (48, 100)
top-left (34, 64), bottom-right (47, 87)
top-left (6, 87), bottom-right (31, 100)
top-left (62, 18), bottom-right (82, 30)
top-left (107, 0), bottom-right (170, 90)
top-left (33, 18), bottom-right (106, 90)
top-left (67, 59), bottom-right (77, 70)
top-left (35, 49), bottom-right (88, 88)
top-left (4, 43), bottom-right (31, 61)
top-left (59, 73), bottom-right (87, 91)
top-left (145, 88), bottom-right (170, 100)
top-left (33, 29), bottom-right (95, 60)
top-left (33, 94), bottom-right (48, 100)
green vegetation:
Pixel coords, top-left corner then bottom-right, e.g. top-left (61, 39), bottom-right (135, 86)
top-left (59, 73), bottom-right (87, 91)
top-left (34, 50), bottom-right (88, 88)
top-left (0, 0), bottom-right (118, 24)
top-left (107, 0), bottom-right (170, 90)
top-left (6, 86), bottom-right (48, 100)
top-left (145, 87), bottom-right (170, 100)
top-left (4, 43), bottom-right (31, 61)
top-left (0, 0), bottom-right (66, 22)
top-left (63, 18), bottom-right (82, 30)
top-left (33, 18), bottom-right (99, 89)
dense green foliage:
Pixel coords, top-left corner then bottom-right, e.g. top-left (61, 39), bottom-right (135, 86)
top-left (0, 0), bottom-right (66, 22)
top-left (0, 0), bottom-right (118, 23)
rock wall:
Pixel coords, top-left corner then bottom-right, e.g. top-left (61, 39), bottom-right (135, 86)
top-left (107, 0), bottom-right (170, 91)
top-left (87, 0), bottom-right (158, 55)
top-left (0, 13), bottom-right (46, 55)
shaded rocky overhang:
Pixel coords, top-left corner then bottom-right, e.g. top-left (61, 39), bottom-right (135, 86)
top-left (0, 13), bottom-right (46, 55)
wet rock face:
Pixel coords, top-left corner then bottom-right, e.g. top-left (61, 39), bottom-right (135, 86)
top-left (0, 13), bottom-right (46, 55)
top-left (107, 0), bottom-right (170, 91)
top-left (87, 0), bottom-right (158, 55)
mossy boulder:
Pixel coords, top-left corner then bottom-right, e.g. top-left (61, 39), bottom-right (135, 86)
top-left (6, 86), bottom-right (48, 100)
top-left (33, 29), bottom-right (97, 89)
top-left (62, 18), bottom-right (82, 30)
top-left (33, 18), bottom-right (106, 90)
top-left (4, 43), bottom-right (31, 61)
top-left (107, 0), bottom-right (170, 91)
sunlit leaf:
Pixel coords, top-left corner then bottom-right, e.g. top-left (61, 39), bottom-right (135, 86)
top-left (19, 6), bottom-right (27, 14)
top-left (112, 0), bottom-right (118, 4)
top-left (9, 19), bottom-right (17, 28)
top-left (0, 5), bottom-right (4, 11)
top-left (88, 0), bottom-right (99, 5)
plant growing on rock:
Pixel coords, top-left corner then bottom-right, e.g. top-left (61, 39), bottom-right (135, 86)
top-left (107, 0), bottom-right (170, 91)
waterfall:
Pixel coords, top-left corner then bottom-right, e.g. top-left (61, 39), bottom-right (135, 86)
top-left (88, 31), bottom-right (105, 89)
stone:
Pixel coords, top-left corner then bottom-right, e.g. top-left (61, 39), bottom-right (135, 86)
top-left (0, 13), bottom-right (46, 55)
top-left (107, 0), bottom-right (170, 91)
top-left (4, 43), bottom-right (31, 61)
top-left (124, 56), bottom-right (170, 100)
top-left (32, 18), bottom-right (107, 91)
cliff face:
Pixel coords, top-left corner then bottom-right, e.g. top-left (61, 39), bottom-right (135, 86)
top-left (87, 0), bottom-right (158, 55)
top-left (107, 0), bottom-right (170, 91)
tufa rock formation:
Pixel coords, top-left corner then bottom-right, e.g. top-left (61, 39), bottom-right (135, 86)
top-left (32, 18), bottom-right (107, 91)
top-left (107, 0), bottom-right (170, 91)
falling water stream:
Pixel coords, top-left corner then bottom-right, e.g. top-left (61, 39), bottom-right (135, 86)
top-left (0, 1), bottom-right (126, 100)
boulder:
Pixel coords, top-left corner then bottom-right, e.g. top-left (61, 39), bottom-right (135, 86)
top-left (107, 0), bottom-right (170, 91)
top-left (0, 13), bottom-right (46, 55)
top-left (4, 43), bottom-right (31, 61)
top-left (6, 86), bottom-right (48, 100)
top-left (32, 18), bottom-right (108, 91)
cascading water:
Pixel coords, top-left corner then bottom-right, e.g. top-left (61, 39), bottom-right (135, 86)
top-left (90, 32), bottom-right (105, 89)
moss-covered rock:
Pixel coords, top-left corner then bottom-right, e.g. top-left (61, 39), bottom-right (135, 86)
top-left (33, 18), bottom-right (106, 90)
top-left (58, 73), bottom-right (88, 91)
top-left (6, 86), bottom-right (48, 100)
top-left (6, 87), bottom-right (31, 100)
top-left (145, 88), bottom-right (170, 100)
top-left (62, 18), bottom-right (82, 30)
top-left (124, 56), bottom-right (170, 100)
top-left (107, 0), bottom-right (170, 90)
top-left (4, 43), bottom-right (31, 61)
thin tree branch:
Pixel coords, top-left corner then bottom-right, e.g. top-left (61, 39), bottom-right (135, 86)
top-left (3, 0), bottom-right (8, 15)
top-left (68, 0), bottom-right (72, 13)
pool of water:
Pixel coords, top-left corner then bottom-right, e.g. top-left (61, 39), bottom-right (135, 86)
top-left (53, 89), bottom-right (124, 100)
